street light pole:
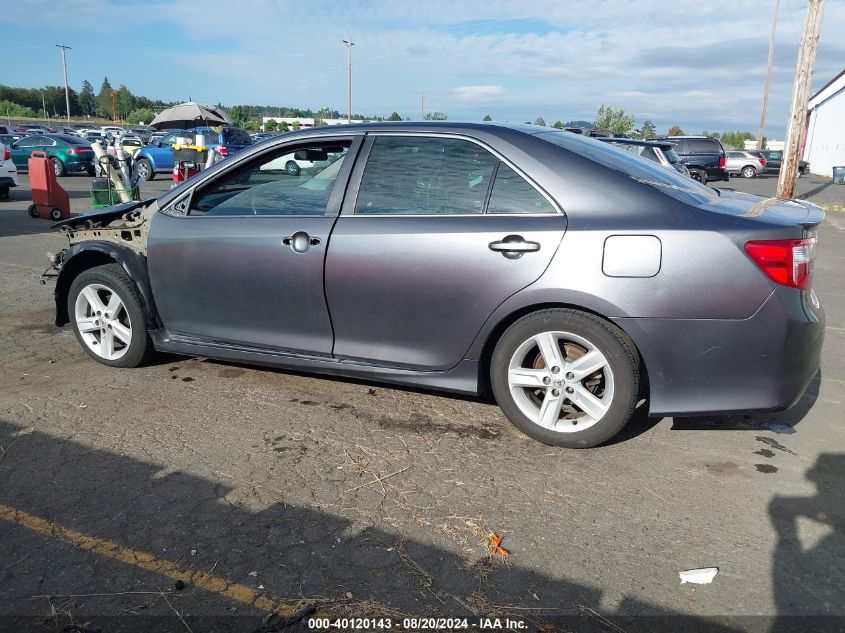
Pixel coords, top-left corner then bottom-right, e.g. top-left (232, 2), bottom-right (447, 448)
top-left (342, 40), bottom-right (355, 123)
top-left (56, 44), bottom-right (72, 123)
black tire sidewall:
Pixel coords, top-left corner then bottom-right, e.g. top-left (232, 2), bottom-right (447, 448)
top-left (51, 158), bottom-right (65, 177)
top-left (285, 161), bottom-right (300, 175)
top-left (136, 159), bottom-right (153, 181)
top-left (67, 264), bottom-right (151, 368)
top-left (491, 310), bottom-right (639, 448)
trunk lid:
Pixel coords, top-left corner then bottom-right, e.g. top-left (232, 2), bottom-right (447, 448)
top-left (700, 189), bottom-right (824, 228)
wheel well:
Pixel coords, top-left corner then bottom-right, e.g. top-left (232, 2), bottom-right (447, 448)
top-left (477, 302), bottom-right (650, 401)
top-left (55, 251), bottom-right (117, 326)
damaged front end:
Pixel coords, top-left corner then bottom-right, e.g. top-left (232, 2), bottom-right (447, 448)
top-left (42, 198), bottom-right (161, 327)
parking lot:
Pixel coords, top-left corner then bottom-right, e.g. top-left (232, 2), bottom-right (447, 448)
top-left (0, 171), bottom-right (843, 631)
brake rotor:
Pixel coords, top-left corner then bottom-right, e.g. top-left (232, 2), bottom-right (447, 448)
top-left (527, 341), bottom-right (605, 420)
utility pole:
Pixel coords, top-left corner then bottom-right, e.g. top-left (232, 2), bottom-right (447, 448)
top-left (56, 44), bottom-right (72, 122)
top-left (111, 90), bottom-right (117, 122)
top-left (420, 94), bottom-right (425, 120)
top-left (41, 91), bottom-right (47, 120)
top-left (756, 0), bottom-right (779, 150)
top-left (342, 40), bottom-right (354, 123)
top-left (777, 0), bottom-right (825, 199)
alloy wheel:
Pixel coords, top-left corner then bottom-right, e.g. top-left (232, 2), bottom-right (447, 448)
top-left (507, 331), bottom-right (614, 433)
top-left (74, 283), bottom-right (133, 361)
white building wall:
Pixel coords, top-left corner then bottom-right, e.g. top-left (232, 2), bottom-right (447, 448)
top-left (803, 80), bottom-right (845, 177)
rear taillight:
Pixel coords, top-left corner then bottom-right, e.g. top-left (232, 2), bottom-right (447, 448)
top-left (218, 145), bottom-right (228, 157)
top-left (3, 149), bottom-right (9, 160)
top-left (744, 238), bottom-right (816, 290)
top-left (719, 155), bottom-right (726, 169)
top-left (759, 157), bottom-right (766, 166)
top-left (68, 148), bottom-right (87, 154)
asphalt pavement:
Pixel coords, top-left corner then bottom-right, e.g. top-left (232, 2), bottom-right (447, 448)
top-left (0, 170), bottom-right (843, 632)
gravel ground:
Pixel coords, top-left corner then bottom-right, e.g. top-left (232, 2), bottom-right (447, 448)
top-left (0, 171), bottom-right (843, 632)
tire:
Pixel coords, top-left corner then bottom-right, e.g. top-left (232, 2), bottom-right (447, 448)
top-left (51, 157), bottom-right (66, 177)
top-left (135, 158), bottom-right (154, 181)
top-left (27, 204), bottom-right (38, 218)
top-left (50, 208), bottom-right (63, 221)
top-left (690, 169), bottom-right (706, 184)
top-left (490, 309), bottom-right (640, 448)
top-left (67, 263), bottom-right (153, 368)
top-left (285, 160), bottom-right (301, 176)
top-left (741, 165), bottom-right (757, 179)
top-left (0, 185), bottom-right (9, 199)
top-left (85, 165), bottom-right (95, 177)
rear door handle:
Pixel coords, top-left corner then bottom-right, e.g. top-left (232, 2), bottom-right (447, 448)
top-left (282, 231), bottom-right (320, 253)
top-left (489, 235), bottom-right (540, 259)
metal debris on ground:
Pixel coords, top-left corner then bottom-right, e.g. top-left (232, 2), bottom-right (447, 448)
top-left (679, 567), bottom-right (718, 584)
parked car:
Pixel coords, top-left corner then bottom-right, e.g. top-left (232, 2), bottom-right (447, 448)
top-left (251, 132), bottom-right (275, 142)
top-left (20, 124), bottom-right (53, 136)
top-left (758, 150), bottom-right (810, 176)
top-left (598, 138), bottom-right (691, 177)
top-left (133, 127), bottom-right (252, 181)
top-left (0, 140), bottom-right (19, 198)
top-left (0, 133), bottom-right (24, 146)
top-left (659, 135), bottom-right (728, 184)
top-left (101, 126), bottom-right (127, 138)
top-left (46, 123), bottom-right (824, 448)
top-left (565, 127), bottom-right (613, 137)
top-left (129, 127), bottom-right (154, 143)
top-left (725, 150), bottom-right (767, 178)
top-left (120, 135), bottom-right (144, 155)
top-left (10, 134), bottom-right (96, 176)
top-left (146, 131), bottom-right (166, 145)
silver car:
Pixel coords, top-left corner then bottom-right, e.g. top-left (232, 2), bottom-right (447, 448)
top-left (46, 123), bottom-right (824, 448)
top-left (726, 150), bottom-right (767, 178)
top-left (598, 138), bottom-right (691, 177)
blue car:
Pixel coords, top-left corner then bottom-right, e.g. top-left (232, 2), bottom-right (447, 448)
top-left (133, 127), bottom-right (253, 181)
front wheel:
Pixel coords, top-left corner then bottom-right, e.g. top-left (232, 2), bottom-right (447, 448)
top-left (491, 309), bottom-right (640, 448)
top-left (285, 160), bottom-right (301, 176)
top-left (135, 158), bottom-right (154, 181)
top-left (68, 263), bottom-right (153, 368)
top-left (741, 165), bottom-right (757, 178)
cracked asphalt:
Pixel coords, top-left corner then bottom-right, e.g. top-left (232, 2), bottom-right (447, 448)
top-left (0, 172), bottom-right (843, 632)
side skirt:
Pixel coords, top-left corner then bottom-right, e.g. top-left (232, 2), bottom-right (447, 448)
top-left (150, 331), bottom-right (481, 395)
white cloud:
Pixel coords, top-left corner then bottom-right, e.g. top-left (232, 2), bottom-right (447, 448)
top-left (452, 85), bottom-right (506, 101)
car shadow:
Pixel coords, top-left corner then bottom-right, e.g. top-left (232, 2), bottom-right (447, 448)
top-left (0, 418), bottom-right (751, 632)
top-left (671, 370), bottom-right (820, 434)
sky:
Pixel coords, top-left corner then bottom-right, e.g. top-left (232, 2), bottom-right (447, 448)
top-left (3, 0), bottom-right (845, 138)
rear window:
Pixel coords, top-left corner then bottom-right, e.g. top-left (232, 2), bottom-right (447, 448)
top-left (222, 128), bottom-right (252, 145)
top-left (687, 138), bottom-right (722, 154)
top-left (537, 131), bottom-right (717, 204)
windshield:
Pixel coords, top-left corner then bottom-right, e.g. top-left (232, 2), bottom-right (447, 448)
top-left (536, 131), bottom-right (716, 203)
top-left (662, 147), bottom-right (680, 163)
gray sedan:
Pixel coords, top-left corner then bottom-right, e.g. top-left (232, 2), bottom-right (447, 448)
top-left (47, 123), bottom-right (824, 448)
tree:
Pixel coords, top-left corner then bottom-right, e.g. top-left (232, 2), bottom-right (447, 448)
top-left (96, 77), bottom-right (114, 119)
top-left (278, 121), bottom-right (290, 132)
top-left (594, 105), bottom-right (635, 135)
top-left (640, 119), bottom-right (656, 139)
top-left (388, 111), bottom-right (402, 121)
top-left (533, 117), bottom-right (546, 127)
top-left (115, 84), bottom-right (134, 120)
top-left (0, 99), bottom-right (37, 118)
top-left (127, 108), bottom-right (155, 125)
top-left (265, 118), bottom-right (278, 132)
top-left (483, 114), bottom-right (492, 122)
top-left (228, 105), bottom-right (250, 127)
top-left (78, 80), bottom-right (95, 116)
top-left (552, 121), bottom-right (564, 129)
top-left (423, 112), bottom-right (447, 120)
top-left (291, 120), bottom-right (301, 131)
top-left (719, 131), bottom-right (755, 149)
top-left (667, 125), bottom-right (685, 136)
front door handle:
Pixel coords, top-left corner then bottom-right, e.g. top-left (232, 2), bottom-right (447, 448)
top-left (489, 235), bottom-right (540, 259)
top-left (282, 231), bottom-right (321, 253)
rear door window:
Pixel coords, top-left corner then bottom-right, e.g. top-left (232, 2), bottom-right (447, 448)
top-left (487, 164), bottom-right (555, 214)
top-left (354, 136), bottom-right (497, 215)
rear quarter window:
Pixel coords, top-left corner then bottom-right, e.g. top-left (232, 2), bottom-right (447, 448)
top-left (688, 138), bottom-right (722, 154)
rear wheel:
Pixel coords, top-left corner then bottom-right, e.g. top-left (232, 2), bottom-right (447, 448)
top-left (0, 185), bottom-right (9, 199)
top-left (741, 165), bottom-right (757, 178)
top-left (51, 157), bottom-right (66, 177)
top-left (690, 169), bottom-right (707, 184)
top-left (491, 309), bottom-right (640, 448)
top-left (285, 160), bottom-right (301, 176)
top-left (68, 264), bottom-right (153, 368)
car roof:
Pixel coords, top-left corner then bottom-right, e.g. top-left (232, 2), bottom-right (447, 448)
top-left (598, 138), bottom-right (676, 149)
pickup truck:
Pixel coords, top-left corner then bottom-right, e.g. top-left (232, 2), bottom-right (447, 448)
top-left (659, 135), bottom-right (728, 184)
